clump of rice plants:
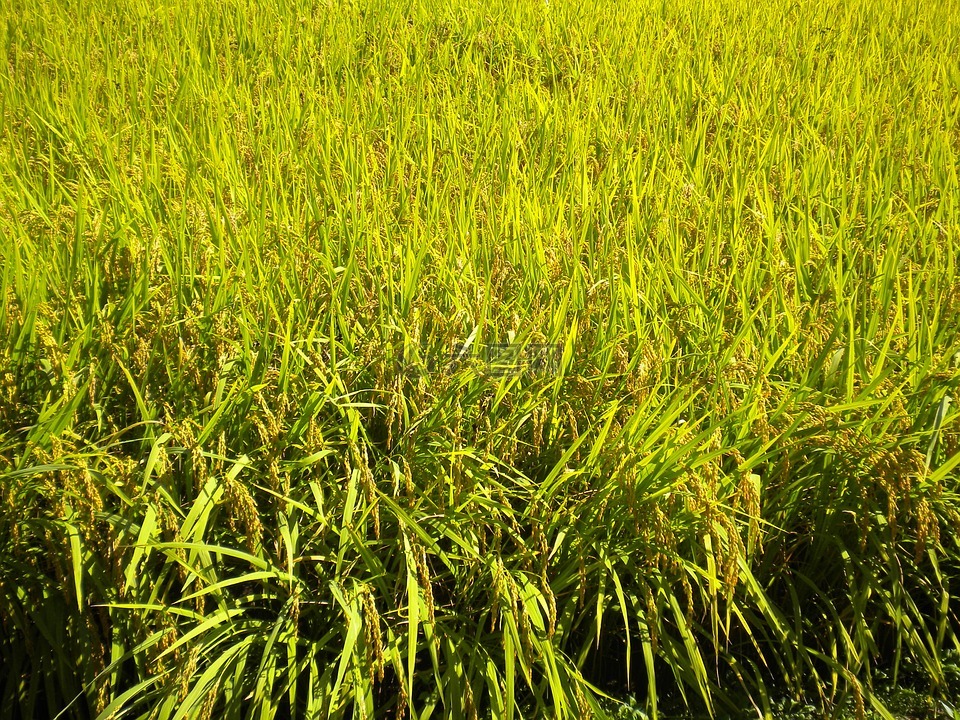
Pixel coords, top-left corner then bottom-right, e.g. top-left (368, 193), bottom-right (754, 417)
top-left (1, 0), bottom-right (959, 717)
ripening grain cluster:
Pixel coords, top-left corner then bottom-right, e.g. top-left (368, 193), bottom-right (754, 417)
top-left (1, 0), bottom-right (959, 717)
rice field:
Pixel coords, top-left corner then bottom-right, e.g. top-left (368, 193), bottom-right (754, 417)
top-left (1, 0), bottom-right (960, 717)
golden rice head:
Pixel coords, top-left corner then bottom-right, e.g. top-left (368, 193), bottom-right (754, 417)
top-left (415, 543), bottom-right (435, 625)
top-left (915, 498), bottom-right (940, 562)
top-left (643, 581), bottom-right (659, 654)
top-left (177, 647), bottom-right (201, 702)
top-left (359, 583), bottom-right (385, 681)
top-left (223, 477), bottom-right (263, 554)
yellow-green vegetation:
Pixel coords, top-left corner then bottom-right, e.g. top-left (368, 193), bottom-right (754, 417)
top-left (2, 0), bottom-right (960, 716)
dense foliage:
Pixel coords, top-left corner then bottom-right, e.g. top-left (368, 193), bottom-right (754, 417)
top-left (1, 0), bottom-right (959, 716)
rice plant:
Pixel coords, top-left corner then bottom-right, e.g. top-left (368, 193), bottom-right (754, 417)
top-left (1, 0), bottom-right (959, 717)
